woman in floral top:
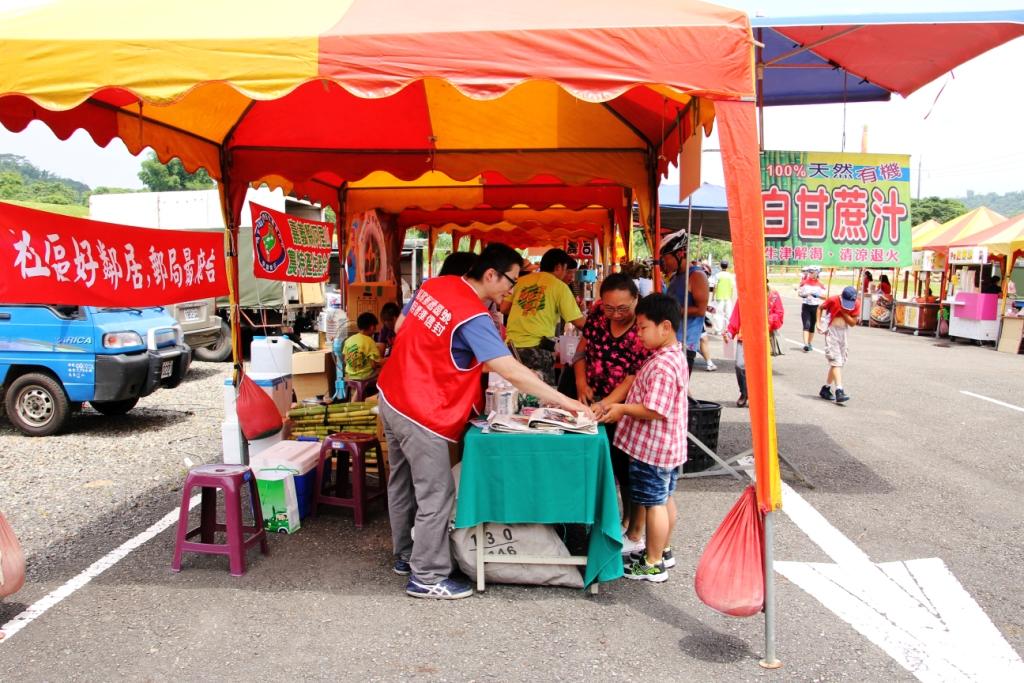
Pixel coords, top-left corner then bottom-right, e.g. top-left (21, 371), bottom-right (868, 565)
top-left (572, 273), bottom-right (650, 527)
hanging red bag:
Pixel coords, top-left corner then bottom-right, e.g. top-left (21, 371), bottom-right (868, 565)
top-left (235, 374), bottom-right (283, 440)
top-left (0, 512), bottom-right (26, 599)
top-left (694, 485), bottom-right (765, 617)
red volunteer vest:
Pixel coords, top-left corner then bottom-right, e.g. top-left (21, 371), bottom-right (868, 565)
top-left (377, 276), bottom-right (489, 441)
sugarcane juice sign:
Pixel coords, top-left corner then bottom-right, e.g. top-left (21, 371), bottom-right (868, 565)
top-left (948, 246), bottom-right (988, 265)
top-left (249, 202), bottom-right (331, 282)
top-left (761, 150), bottom-right (912, 267)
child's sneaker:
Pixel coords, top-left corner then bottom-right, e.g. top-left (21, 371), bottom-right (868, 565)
top-left (819, 385), bottom-right (834, 401)
top-left (835, 388), bottom-right (851, 403)
top-left (392, 558), bottom-right (411, 576)
top-left (623, 557), bottom-right (668, 583)
top-left (705, 360), bottom-right (718, 372)
top-left (620, 534), bottom-right (645, 556)
top-left (405, 577), bottom-right (473, 600)
top-left (626, 547), bottom-right (675, 569)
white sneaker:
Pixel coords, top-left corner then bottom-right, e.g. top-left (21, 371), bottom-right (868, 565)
top-left (706, 361), bottom-right (718, 372)
top-left (621, 533), bottom-right (646, 555)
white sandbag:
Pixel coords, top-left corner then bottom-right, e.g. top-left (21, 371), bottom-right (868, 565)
top-left (450, 464), bottom-right (583, 589)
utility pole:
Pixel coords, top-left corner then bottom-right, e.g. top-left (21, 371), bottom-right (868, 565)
top-left (917, 156), bottom-right (923, 199)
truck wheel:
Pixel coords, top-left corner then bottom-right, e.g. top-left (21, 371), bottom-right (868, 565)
top-left (90, 397), bottom-right (140, 416)
top-left (193, 319), bottom-right (232, 362)
top-left (5, 373), bottom-right (70, 437)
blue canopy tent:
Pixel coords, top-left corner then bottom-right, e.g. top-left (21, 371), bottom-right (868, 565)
top-left (725, 2), bottom-right (1024, 106)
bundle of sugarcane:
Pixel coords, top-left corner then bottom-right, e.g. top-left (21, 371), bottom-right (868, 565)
top-left (288, 401), bottom-right (379, 438)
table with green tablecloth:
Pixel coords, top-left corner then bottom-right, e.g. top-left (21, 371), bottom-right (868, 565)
top-left (453, 425), bottom-right (624, 590)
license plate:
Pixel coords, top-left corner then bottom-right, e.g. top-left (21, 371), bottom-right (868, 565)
top-left (160, 360), bottom-right (173, 379)
top-left (182, 306), bottom-right (201, 322)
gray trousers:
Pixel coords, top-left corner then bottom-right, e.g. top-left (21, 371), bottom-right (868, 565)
top-left (379, 398), bottom-right (455, 585)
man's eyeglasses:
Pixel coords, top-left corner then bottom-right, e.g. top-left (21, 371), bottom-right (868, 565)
top-left (500, 271), bottom-right (518, 288)
top-left (601, 303), bottom-right (634, 315)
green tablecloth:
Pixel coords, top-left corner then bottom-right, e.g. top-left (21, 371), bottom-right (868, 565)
top-left (453, 426), bottom-right (624, 587)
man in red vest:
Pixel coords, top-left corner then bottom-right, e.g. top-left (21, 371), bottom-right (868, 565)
top-left (377, 242), bottom-right (593, 599)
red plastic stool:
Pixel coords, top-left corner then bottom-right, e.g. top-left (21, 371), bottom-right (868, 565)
top-left (171, 464), bottom-right (269, 577)
top-left (344, 376), bottom-right (378, 402)
top-left (313, 432), bottom-right (387, 528)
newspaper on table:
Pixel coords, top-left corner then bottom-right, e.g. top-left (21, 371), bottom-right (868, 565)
top-left (486, 408), bottom-right (597, 435)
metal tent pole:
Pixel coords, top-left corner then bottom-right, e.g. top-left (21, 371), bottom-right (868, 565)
top-left (760, 510), bottom-right (782, 669)
top-left (755, 27), bottom-right (782, 671)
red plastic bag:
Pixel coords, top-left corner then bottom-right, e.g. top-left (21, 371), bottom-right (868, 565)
top-left (0, 512), bottom-right (26, 599)
top-left (694, 485), bottom-right (765, 617)
top-left (235, 374), bottom-right (283, 440)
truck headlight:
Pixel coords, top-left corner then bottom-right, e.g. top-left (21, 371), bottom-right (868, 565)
top-left (103, 331), bottom-right (144, 349)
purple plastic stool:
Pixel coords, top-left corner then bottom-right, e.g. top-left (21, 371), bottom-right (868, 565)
top-left (171, 464), bottom-right (268, 576)
top-left (344, 376), bottom-right (378, 402)
top-left (313, 431), bottom-right (387, 528)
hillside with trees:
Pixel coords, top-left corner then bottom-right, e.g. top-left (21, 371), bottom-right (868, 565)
top-left (959, 190), bottom-right (1024, 218)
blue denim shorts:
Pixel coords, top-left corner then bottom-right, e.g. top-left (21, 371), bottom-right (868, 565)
top-left (629, 459), bottom-right (679, 507)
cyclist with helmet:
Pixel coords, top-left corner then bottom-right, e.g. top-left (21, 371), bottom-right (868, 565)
top-left (658, 230), bottom-right (709, 376)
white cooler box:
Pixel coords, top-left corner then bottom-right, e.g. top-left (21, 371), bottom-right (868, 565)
top-left (221, 418), bottom-right (284, 464)
top-left (224, 372), bottom-right (293, 420)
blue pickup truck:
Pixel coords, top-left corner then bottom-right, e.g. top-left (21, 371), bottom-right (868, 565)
top-left (0, 304), bottom-right (190, 436)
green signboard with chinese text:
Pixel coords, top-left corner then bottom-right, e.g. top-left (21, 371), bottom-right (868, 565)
top-left (761, 150), bottom-right (912, 267)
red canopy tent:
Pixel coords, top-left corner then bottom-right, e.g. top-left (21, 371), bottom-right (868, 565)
top-left (0, 0), bottom-right (780, 662)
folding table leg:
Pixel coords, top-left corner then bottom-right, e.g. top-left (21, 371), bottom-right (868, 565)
top-left (475, 522), bottom-right (486, 593)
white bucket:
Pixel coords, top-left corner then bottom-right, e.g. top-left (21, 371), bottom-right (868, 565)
top-left (250, 336), bottom-right (293, 374)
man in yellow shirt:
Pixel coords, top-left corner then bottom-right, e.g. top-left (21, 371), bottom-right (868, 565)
top-left (343, 312), bottom-right (384, 381)
top-left (505, 248), bottom-right (586, 385)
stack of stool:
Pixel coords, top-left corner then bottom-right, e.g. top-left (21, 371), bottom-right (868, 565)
top-left (171, 464), bottom-right (269, 576)
top-left (313, 431), bottom-right (388, 528)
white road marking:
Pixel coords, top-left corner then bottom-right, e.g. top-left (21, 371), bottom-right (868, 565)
top-left (785, 337), bottom-right (825, 354)
top-left (769, 478), bottom-right (1024, 681)
top-left (959, 390), bottom-right (1024, 414)
top-left (0, 494), bottom-right (200, 644)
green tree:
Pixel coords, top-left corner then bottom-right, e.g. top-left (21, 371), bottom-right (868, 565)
top-left (138, 151), bottom-right (214, 191)
top-left (0, 171), bottom-right (25, 199)
top-left (911, 196), bottom-right (968, 225)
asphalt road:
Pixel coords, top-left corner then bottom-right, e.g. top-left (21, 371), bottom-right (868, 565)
top-left (1, 298), bottom-right (1021, 681)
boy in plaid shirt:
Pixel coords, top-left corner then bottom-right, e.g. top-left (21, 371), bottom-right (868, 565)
top-left (594, 293), bottom-right (687, 582)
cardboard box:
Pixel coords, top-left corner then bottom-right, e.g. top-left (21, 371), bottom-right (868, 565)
top-left (300, 282), bottom-right (325, 305)
top-left (291, 349), bottom-right (335, 401)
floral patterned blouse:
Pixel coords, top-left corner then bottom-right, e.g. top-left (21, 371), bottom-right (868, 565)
top-left (581, 304), bottom-right (650, 400)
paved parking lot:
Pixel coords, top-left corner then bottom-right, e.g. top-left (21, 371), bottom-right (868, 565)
top-left (2, 301), bottom-right (1022, 681)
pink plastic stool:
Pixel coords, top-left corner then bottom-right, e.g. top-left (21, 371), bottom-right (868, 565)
top-left (313, 431), bottom-right (387, 528)
top-left (171, 464), bottom-right (268, 576)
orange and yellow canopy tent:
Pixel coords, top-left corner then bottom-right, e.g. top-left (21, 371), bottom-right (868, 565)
top-left (910, 219), bottom-right (942, 247)
top-left (946, 213), bottom-right (1024, 256)
top-left (0, 0), bottom-right (779, 510)
top-left (914, 207), bottom-right (1006, 252)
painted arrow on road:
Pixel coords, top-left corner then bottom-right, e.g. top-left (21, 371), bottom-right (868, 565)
top-left (770, 477), bottom-right (1024, 681)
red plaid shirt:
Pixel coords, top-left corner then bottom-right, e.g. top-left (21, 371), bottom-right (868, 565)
top-left (613, 344), bottom-right (688, 468)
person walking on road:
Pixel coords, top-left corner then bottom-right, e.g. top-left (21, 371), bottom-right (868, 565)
top-left (797, 266), bottom-right (827, 352)
top-left (817, 286), bottom-right (860, 404)
top-left (659, 231), bottom-right (709, 377)
top-left (377, 243), bottom-right (593, 600)
top-left (711, 259), bottom-right (736, 335)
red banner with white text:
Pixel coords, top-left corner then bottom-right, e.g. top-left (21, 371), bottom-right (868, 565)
top-left (249, 202), bottom-right (331, 282)
top-left (0, 201), bottom-right (226, 306)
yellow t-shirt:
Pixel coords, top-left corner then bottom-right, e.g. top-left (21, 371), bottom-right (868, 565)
top-left (342, 332), bottom-right (380, 380)
top-left (506, 271), bottom-right (583, 348)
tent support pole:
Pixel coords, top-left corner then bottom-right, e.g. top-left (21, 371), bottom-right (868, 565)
top-left (760, 510), bottom-right (782, 669)
top-left (216, 160), bottom-right (249, 467)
